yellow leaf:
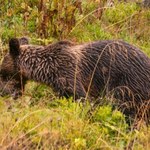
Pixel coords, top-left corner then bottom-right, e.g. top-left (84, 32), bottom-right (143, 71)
top-left (7, 9), bottom-right (13, 17)
top-left (21, 2), bottom-right (26, 9)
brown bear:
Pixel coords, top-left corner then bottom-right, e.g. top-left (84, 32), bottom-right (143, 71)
top-left (0, 38), bottom-right (150, 124)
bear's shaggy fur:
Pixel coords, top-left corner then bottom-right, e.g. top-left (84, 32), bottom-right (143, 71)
top-left (0, 38), bottom-right (150, 124)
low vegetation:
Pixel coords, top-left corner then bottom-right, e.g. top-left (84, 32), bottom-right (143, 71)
top-left (0, 0), bottom-right (150, 149)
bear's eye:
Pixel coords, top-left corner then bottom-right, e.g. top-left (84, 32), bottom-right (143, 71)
top-left (6, 76), bottom-right (12, 81)
top-left (0, 73), bottom-right (11, 81)
top-left (0, 71), bottom-right (3, 78)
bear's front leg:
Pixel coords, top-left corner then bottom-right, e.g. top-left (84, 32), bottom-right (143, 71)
top-left (54, 77), bottom-right (86, 100)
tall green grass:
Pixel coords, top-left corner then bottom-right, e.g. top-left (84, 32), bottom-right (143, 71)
top-left (0, 94), bottom-right (150, 149)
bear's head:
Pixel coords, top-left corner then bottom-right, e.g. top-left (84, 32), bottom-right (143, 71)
top-left (0, 37), bottom-right (29, 99)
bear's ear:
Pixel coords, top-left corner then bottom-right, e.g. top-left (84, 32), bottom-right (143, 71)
top-left (9, 38), bottom-right (20, 57)
top-left (19, 37), bottom-right (29, 45)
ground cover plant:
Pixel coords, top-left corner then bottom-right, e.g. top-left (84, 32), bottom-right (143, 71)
top-left (0, 0), bottom-right (150, 149)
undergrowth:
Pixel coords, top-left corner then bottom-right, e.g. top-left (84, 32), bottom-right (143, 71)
top-left (0, 92), bottom-right (150, 149)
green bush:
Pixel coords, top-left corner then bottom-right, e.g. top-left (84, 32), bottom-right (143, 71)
top-left (103, 2), bottom-right (139, 24)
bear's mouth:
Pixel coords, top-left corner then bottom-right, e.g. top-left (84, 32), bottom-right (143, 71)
top-left (0, 79), bottom-right (22, 100)
top-left (11, 90), bottom-right (22, 100)
top-left (0, 88), bottom-right (22, 100)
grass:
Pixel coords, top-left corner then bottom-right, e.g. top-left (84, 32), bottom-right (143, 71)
top-left (0, 93), bottom-right (150, 149)
top-left (0, 0), bottom-right (150, 149)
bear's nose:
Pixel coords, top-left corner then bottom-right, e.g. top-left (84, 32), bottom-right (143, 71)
top-left (11, 91), bottom-right (22, 100)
